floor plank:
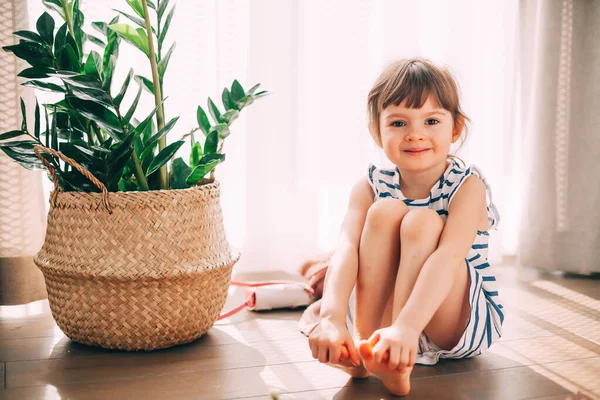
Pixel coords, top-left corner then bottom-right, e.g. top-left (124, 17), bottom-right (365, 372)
top-left (0, 265), bottom-right (598, 400)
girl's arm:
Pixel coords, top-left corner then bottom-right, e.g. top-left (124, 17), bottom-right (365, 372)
top-left (394, 176), bottom-right (487, 333)
top-left (319, 176), bottom-right (374, 323)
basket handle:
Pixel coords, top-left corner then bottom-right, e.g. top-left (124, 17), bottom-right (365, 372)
top-left (33, 144), bottom-right (112, 213)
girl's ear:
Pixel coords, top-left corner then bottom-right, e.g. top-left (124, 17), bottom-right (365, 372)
top-left (452, 115), bottom-right (465, 143)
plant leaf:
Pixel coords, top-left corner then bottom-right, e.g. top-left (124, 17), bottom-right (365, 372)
top-left (209, 123), bottom-right (230, 139)
top-left (92, 21), bottom-right (108, 36)
top-left (123, 83), bottom-right (143, 126)
top-left (157, 0), bottom-right (169, 20)
top-left (108, 23), bottom-right (149, 57)
top-left (134, 99), bottom-right (166, 139)
top-left (204, 130), bottom-right (218, 154)
top-left (221, 88), bottom-right (237, 110)
top-left (22, 80), bottom-right (66, 93)
top-left (126, 0), bottom-right (145, 18)
top-left (231, 80), bottom-right (245, 102)
top-left (207, 97), bottom-right (221, 124)
top-left (13, 30), bottom-right (44, 44)
top-left (114, 68), bottom-right (134, 106)
top-left (51, 107), bottom-right (58, 150)
top-left (185, 153), bottom-right (225, 185)
top-left (100, 55), bottom-right (116, 90)
top-left (86, 33), bottom-right (106, 47)
top-left (20, 98), bottom-right (27, 132)
top-left (44, 107), bottom-right (50, 148)
top-left (34, 100), bottom-right (40, 140)
top-left (135, 74), bottom-right (154, 93)
top-left (189, 142), bottom-right (202, 168)
top-left (143, 116), bottom-right (179, 151)
top-left (170, 157), bottom-right (192, 189)
top-left (114, 9), bottom-right (154, 33)
top-left (17, 67), bottom-right (55, 79)
top-left (3, 42), bottom-right (53, 68)
top-left (84, 50), bottom-right (103, 78)
top-left (36, 12), bottom-right (55, 46)
top-left (53, 23), bottom-right (67, 56)
top-left (221, 109), bottom-right (239, 124)
top-left (58, 43), bottom-right (80, 72)
top-left (67, 97), bottom-right (123, 140)
top-left (146, 140), bottom-right (184, 176)
top-left (253, 90), bottom-right (269, 98)
top-left (159, 4), bottom-right (175, 45)
top-left (196, 105), bottom-right (210, 135)
top-left (42, 0), bottom-right (65, 19)
top-left (0, 130), bottom-right (28, 141)
top-left (236, 95), bottom-right (255, 109)
top-left (157, 42), bottom-right (175, 79)
top-left (247, 83), bottom-right (261, 95)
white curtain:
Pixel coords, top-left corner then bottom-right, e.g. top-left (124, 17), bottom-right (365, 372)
top-left (29, 0), bottom-right (521, 275)
top-left (0, 0), bottom-right (47, 305)
top-left (518, 0), bottom-right (600, 274)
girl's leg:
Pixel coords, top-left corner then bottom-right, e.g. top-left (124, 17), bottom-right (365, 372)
top-left (362, 209), bottom-right (468, 396)
top-left (392, 208), bottom-right (470, 349)
top-left (355, 198), bottom-right (409, 341)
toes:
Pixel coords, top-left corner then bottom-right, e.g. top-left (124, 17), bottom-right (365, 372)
top-left (358, 340), bottom-right (373, 360)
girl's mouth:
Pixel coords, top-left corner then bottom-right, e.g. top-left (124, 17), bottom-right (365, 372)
top-left (404, 148), bottom-right (430, 154)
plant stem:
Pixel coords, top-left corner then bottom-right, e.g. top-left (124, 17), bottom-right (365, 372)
top-left (108, 91), bottom-right (150, 191)
top-left (131, 152), bottom-right (149, 190)
top-left (141, 0), bottom-right (168, 190)
top-left (61, 0), bottom-right (79, 55)
top-left (156, 0), bottom-right (162, 59)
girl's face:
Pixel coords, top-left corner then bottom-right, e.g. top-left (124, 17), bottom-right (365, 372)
top-left (378, 96), bottom-right (461, 172)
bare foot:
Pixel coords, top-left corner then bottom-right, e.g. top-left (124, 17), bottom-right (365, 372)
top-left (329, 360), bottom-right (370, 378)
top-left (331, 345), bottom-right (369, 378)
top-left (358, 340), bottom-right (412, 396)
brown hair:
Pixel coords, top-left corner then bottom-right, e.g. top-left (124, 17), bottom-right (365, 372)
top-left (367, 58), bottom-right (470, 149)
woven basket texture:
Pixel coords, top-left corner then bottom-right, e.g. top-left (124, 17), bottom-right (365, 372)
top-left (34, 182), bottom-right (239, 351)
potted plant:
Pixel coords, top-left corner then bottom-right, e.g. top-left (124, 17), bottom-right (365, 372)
top-left (0, 0), bottom-right (267, 351)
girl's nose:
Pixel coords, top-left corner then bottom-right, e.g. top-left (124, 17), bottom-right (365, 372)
top-left (405, 129), bottom-right (425, 141)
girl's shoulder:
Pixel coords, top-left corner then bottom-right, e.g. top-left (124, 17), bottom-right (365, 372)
top-left (367, 163), bottom-right (400, 198)
top-left (444, 158), bottom-right (500, 231)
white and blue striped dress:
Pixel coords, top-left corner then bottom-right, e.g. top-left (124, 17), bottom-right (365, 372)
top-left (347, 157), bottom-right (504, 365)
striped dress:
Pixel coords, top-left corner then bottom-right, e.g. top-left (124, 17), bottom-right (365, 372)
top-left (348, 157), bottom-right (504, 365)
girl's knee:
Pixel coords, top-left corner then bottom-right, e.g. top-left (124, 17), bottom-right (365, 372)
top-left (365, 198), bottom-right (409, 230)
top-left (400, 209), bottom-right (444, 241)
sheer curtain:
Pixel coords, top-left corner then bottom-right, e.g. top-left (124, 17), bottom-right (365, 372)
top-left (28, 0), bottom-right (520, 275)
top-left (0, 0), bottom-right (47, 305)
top-left (518, 0), bottom-right (600, 274)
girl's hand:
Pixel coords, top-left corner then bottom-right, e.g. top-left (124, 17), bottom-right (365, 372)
top-left (308, 317), bottom-right (361, 367)
top-left (364, 324), bottom-right (420, 371)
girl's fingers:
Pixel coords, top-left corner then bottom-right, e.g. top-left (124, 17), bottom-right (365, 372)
top-left (408, 348), bottom-right (417, 367)
top-left (368, 331), bottom-right (381, 347)
top-left (329, 345), bottom-right (341, 365)
top-left (345, 341), bottom-right (361, 367)
top-left (399, 345), bottom-right (410, 368)
top-left (372, 341), bottom-right (387, 364)
top-left (317, 345), bottom-right (329, 364)
top-left (340, 344), bottom-right (349, 359)
top-left (388, 345), bottom-right (401, 370)
top-left (309, 341), bottom-right (318, 360)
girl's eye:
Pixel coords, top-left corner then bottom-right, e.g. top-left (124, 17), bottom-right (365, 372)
top-left (391, 121), bottom-right (406, 127)
top-left (426, 119), bottom-right (439, 125)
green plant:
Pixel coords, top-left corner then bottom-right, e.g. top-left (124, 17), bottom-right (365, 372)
top-left (0, 0), bottom-right (268, 192)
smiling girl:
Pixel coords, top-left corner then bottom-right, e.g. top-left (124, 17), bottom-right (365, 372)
top-left (307, 58), bottom-right (503, 396)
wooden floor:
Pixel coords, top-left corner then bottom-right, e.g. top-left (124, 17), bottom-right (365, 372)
top-left (0, 265), bottom-right (598, 400)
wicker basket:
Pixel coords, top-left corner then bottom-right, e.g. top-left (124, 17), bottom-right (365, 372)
top-left (32, 145), bottom-right (239, 351)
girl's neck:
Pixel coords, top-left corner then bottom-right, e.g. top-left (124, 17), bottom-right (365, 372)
top-left (397, 160), bottom-right (450, 199)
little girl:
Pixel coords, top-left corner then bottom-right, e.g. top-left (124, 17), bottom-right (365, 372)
top-left (307, 58), bottom-right (503, 396)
